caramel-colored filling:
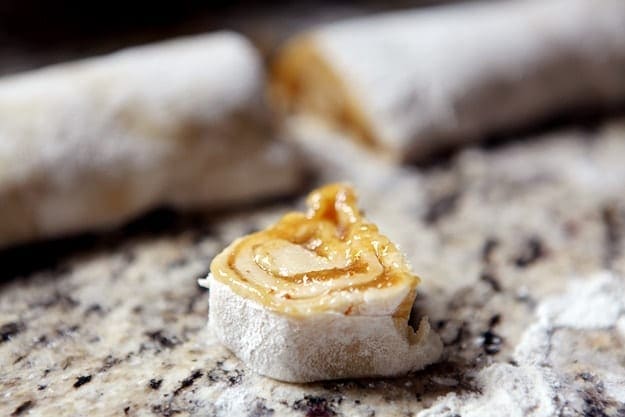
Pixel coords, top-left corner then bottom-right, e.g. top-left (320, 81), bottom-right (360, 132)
top-left (210, 184), bottom-right (420, 318)
top-left (269, 36), bottom-right (379, 149)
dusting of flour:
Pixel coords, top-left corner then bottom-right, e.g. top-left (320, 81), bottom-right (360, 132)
top-left (419, 272), bottom-right (625, 417)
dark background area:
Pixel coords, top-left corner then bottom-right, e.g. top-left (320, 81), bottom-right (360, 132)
top-left (0, 0), bottom-right (457, 76)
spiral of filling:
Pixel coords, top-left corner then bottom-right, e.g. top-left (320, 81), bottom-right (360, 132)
top-left (210, 183), bottom-right (419, 317)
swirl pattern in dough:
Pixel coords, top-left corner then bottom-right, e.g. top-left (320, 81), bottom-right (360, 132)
top-left (210, 183), bottom-right (419, 319)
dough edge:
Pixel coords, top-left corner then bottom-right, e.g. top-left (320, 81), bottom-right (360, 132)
top-left (207, 274), bottom-right (443, 382)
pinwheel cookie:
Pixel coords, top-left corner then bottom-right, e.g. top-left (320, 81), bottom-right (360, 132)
top-left (201, 184), bottom-right (442, 382)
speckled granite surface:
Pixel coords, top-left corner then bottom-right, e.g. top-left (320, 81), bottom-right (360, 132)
top-left (2, 118), bottom-right (625, 416)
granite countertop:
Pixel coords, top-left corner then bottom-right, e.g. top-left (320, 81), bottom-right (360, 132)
top-left (2, 118), bottom-right (625, 416)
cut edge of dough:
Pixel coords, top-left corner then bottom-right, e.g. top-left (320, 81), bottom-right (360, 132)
top-left (207, 274), bottom-right (443, 383)
top-left (269, 35), bottom-right (399, 161)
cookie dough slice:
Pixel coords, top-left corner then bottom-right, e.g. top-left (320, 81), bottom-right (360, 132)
top-left (203, 183), bottom-right (442, 382)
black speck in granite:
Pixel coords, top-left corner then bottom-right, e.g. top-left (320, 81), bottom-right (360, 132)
top-left (11, 400), bottom-right (34, 416)
top-left (480, 271), bottom-right (501, 292)
top-left (481, 238), bottom-right (499, 264)
top-left (173, 370), bottom-right (203, 396)
top-left (601, 203), bottom-right (623, 269)
top-left (206, 364), bottom-right (244, 386)
top-left (574, 373), bottom-right (625, 417)
top-left (150, 378), bottom-right (164, 390)
top-left (31, 291), bottom-right (79, 310)
top-left (84, 303), bottom-right (105, 317)
top-left (293, 396), bottom-right (336, 417)
top-left (145, 330), bottom-right (182, 349)
top-left (181, 325), bottom-right (204, 341)
top-left (151, 403), bottom-right (181, 417)
top-left (581, 390), bottom-right (612, 417)
top-left (1, 321), bottom-right (25, 343)
top-left (424, 191), bottom-right (461, 224)
top-left (98, 355), bottom-right (121, 373)
top-left (124, 406), bottom-right (131, 415)
top-left (514, 237), bottom-right (547, 268)
top-left (73, 375), bottom-right (92, 388)
top-left (61, 357), bottom-right (75, 370)
top-left (227, 369), bottom-right (244, 386)
top-left (55, 324), bottom-right (80, 337)
top-left (37, 384), bottom-right (47, 390)
top-left (578, 372), bottom-right (593, 382)
top-left (480, 330), bottom-right (503, 355)
top-left (36, 334), bottom-right (48, 345)
top-left (249, 399), bottom-right (274, 417)
top-left (514, 288), bottom-right (537, 309)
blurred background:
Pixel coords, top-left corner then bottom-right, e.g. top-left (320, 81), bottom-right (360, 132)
top-left (0, 0), bottom-right (445, 75)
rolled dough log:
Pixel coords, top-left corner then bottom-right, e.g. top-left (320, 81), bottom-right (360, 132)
top-left (271, 0), bottom-right (625, 161)
top-left (204, 184), bottom-right (442, 382)
top-left (0, 31), bottom-right (303, 248)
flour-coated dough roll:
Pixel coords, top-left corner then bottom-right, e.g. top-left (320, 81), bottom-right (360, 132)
top-left (0, 31), bottom-right (304, 248)
top-left (272, 0), bottom-right (625, 161)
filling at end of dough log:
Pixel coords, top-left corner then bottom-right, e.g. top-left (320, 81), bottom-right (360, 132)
top-left (269, 37), bottom-right (388, 155)
top-left (206, 183), bottom-right (442, 382)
